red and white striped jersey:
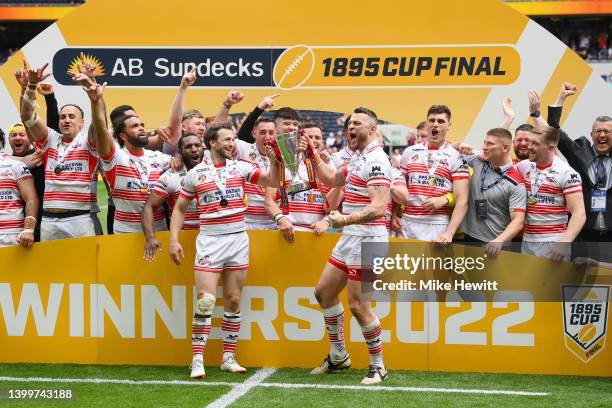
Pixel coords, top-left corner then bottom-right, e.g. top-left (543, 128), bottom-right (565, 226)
top-left (342, 140), bottom-right (391, 237)
top-left (331, 146), bottom-right (356, 169)
top-left (101, 143), bottom-right (171, 233)
top-left (151, 167), bottom-right (199, 230)
top-left (516, 157), bottom-right (582, 241)
top-left (35, 128), bottom-right (98, 211)
top-left (180, 159), bottom-right (261, 235)
top-left (287, 162), bottom-right (330, 230)
top-left (232, 139), bottom-right (274, 226)
top-left (385, 168), bottom-right (407, 233)
top-left (0, 155), bottom-right (31, 234)
top-left (400, 142), bottom-right (470, 224)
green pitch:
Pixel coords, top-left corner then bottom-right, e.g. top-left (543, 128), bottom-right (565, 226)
top-left (96, 180), bottom-right (109, 235)
top-left (0, 363), bottom-right (609, 408)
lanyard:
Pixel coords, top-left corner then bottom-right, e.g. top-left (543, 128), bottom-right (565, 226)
top-left (480, 162), bottom-right (508, 192)
top-left (425, 143), bottom-right (446, 178)
top-left (594, 156), bottom-right (608, 188)
top-left (56, 135), bottom-right (80, 168)
top-left (251, 143), bottom-right (270, 170)
top-left (127, 150), bottom-right (151, 190)
top-left (529, 162), bottom-right (549, 197)
top-left (205, 160), bottom-right (237, 200)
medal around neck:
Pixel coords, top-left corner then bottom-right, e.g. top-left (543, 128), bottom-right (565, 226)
top-left (528, 196), bottom-right (537, 206)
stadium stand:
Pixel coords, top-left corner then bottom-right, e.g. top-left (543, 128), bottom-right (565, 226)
top-left (0, 1), bottom-right (84, 4)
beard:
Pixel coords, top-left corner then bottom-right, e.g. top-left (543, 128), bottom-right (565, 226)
top-left (514, 148), bottom-right (529, 160)
top-left (182, 152), bottom-right (203, 169)
top-left (129, 134), bottom-right (149, 148)
top-left (213, 146), bottom-right (232, 160)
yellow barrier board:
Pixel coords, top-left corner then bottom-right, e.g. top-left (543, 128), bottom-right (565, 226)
top-left (0, 231), bottom-right (610, 377)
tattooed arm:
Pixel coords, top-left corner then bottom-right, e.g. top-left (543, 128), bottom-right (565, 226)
top-left (325, 185), bottom-right (389, 228)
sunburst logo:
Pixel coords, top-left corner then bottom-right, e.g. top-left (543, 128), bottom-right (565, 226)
top-left (67, 53), bottom-right (105, 76)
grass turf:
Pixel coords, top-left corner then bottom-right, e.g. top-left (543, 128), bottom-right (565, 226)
top-left (0, 363), bottom-right (610, 408)
top-left (96, 179), bottom-right (108, 235)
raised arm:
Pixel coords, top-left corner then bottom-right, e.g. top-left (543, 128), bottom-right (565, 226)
top-left (236, 94), bottom-right (279, 143)
top-left (499, 97), bottom-right (516, 130)
top-left (214, 91), bottom-right (244, 125)
top-left (167, 68), bottom-right (197, 145)
top-left (145, 68), bottom-right (198, 151)
top-left (14, 60), bottom-right (29, 110)
top-left (528, 90), bottom-right (548, 129)
top-left (20, 63), bottom-right (52, 143)
top-left (38, 83), bottom-right (59, 133)
top-left (547, 83), bottom-right (578, 157)
top-left (549, 83), bottom-right (577, 128)
top-left (76, 75), bottom-right (114, 159)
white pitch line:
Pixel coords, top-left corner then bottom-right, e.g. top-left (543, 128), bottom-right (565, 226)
top-left (0, 374), bottom-right (549, 397)
top-left (0, 376), bottom-right (233, 387)
top-left (206, 368), bottom-right (276, 408)
top-left (258, 382), bottom-right (550, 396)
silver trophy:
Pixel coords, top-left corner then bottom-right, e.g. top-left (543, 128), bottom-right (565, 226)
top-left (270, 132), bottom-right (317, 195)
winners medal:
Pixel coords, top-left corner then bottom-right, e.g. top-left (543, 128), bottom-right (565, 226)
top-left (528, 195), bottom-right (537, 206)
top-left (528, 162), bottom-right (547, 208)
top-left (54, 166), bottom-right (63, 175)
top-left (425, 143), bottom-right (443, 189)
top-left (220, 198), bottom-right (229, 207)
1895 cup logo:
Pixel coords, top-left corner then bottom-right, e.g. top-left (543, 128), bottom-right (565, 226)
top-left (562, 285), bottom-right (610, 363)
top-left (52, 44), bottom-right (519, 89)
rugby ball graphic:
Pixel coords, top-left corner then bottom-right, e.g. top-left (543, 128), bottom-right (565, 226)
top-left (273, 45), bottom-right (315, 89)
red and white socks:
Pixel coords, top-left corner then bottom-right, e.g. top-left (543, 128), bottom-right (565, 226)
top-left (192, 313), bottom-right (211, 358)
top-left (221, 311), bottom-right (241, 360)
top-left (323, 303), bottom-right (347, 360)
top-left (361, 317), bottom-right (384, 369)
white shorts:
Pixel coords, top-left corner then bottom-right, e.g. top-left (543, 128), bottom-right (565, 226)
top-left (195, 231), bottom-right (249, 273)
top-left (294, 225), bottom-right (314, 232)
top-left (398, 220), bottom-right (447, 241)
top-left (329, 234), bottom-right (388, 281)
top-left (521, 241), bottom-right (571, 262)
top-left (245, 221), bottom-right (277, 231)
top-left (0, 233), bottom-right (19, 248)
top-left (41, 214), bottom-right (96, 242)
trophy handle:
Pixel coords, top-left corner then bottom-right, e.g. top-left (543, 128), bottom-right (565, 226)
top-left (277, 161), bottom-right (289, 210)
top-left (266, 137), bottom-right (284, 163)
top-left (303, 139), bottom-right (318, 190)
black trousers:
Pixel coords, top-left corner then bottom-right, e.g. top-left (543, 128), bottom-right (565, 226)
top-left (573, 229), bottom-right (612, 262)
